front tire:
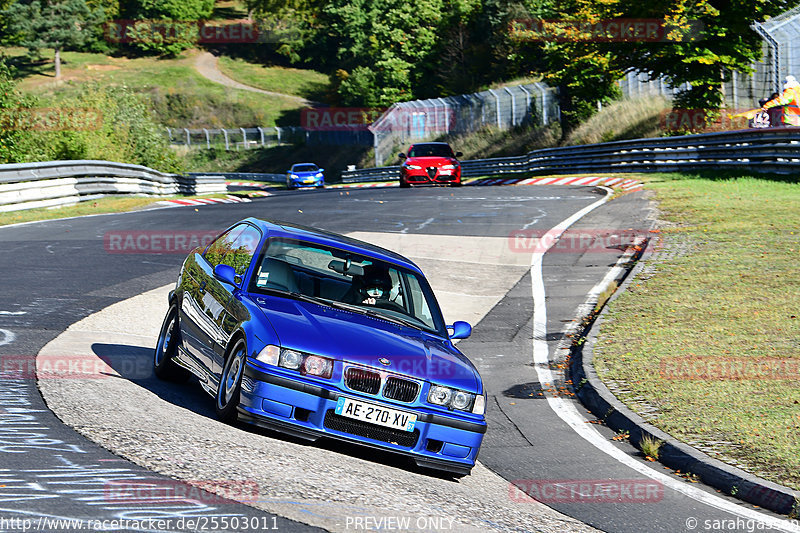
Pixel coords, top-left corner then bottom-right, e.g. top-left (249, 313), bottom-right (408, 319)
top-left (154, 305), bottom-right (190, 382)
top-left (399, 177), bottom-right (410, 188)
top-left (216, 337), bottom-right (247, 423)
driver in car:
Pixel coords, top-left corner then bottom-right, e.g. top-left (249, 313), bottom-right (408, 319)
top-left (359, 265), bottom-right (393, 305)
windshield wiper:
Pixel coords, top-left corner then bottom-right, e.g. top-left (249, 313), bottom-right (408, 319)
top-left (263, 288), bottom-right (327, 306)
top-left (264, 289), bottom-right (425, 331)
top-left (318, 299), bottom-right (424, 331)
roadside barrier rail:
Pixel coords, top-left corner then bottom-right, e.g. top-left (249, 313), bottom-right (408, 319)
top-left (341, 128), bottom-right (800, 183)
top-left (0, 160), bottom-right (226, 213)
top-left (187, 172), bottom-right (285, 183)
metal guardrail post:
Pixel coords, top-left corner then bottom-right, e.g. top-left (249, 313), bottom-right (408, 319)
top-left (203, 129), bottom-right (210, 149)
top-left (504, 87), bottom-right (516, 126)
top-left (439, 97), bottom-right (450, 134)
top-left (431, 99), bottom-right (440, 135)
top-left (241, 128), bottom-right (247, 149)
top-left (222, 129), bottom-right (230, 151)
top-left (488, 89), bottom-right (501, 129)
top-left (184, 128), bottom-right (191, 147)
top-left (275, 127), bottom-right (281, 145)
top-left (754, 21), bottom-right (781, 93)
top-left (519, 85), bottom-right (531, 122)
top-left (533, 83), bottom-right (550, 125)
top-left (257, 127), bottom-right (265, 147)
top-left (374, 130), bottom-right (382, 167)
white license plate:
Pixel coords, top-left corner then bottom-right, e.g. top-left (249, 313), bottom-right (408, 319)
top-left (335, 397), bottom-right (417, 432)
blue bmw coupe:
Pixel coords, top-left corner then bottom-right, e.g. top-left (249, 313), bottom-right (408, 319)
top-left (154, 218), bottom-right (486, 475)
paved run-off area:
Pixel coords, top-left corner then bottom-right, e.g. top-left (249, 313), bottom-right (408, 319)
top-left (37, 231), bottom-right (595, 533)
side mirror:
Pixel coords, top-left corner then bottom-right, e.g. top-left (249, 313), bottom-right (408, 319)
top-left (319, 168), bottom-right (325, 173)
top-left (213, 264), bottom-right (240, 288)
top-left (448, 321), bottom-right (472, 340)
top-left (398, 153), bottom-right (406, 159)
top-left (455, 151), bottom-right (463, 158)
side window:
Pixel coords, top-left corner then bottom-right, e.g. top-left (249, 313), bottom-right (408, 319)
top-left (223, 226), bottom-right (262, 276)
top-left (388, 268), bottom-right (404, 308)
top-left (204, 226), bottom-right (245, 268)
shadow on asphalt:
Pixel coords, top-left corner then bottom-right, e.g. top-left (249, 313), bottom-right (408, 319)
top-left (91, 342), bottom-right (464, 482)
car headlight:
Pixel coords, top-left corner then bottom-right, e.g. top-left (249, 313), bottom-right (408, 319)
top-left (279, 349), bottom-right (303, 369)
top-left (315, 172), bottom-right (323, 178)
top-left (427, 384), bottom-right (476, 412)
top-left (428, 385), bottom-right (453, 406)
top-left (441, 164), bottom-right (456, 170)
top-left (404, 164), bottom-right (422, 170)
top-left (258, 346), bottom-right (334, 379)
top-left (303, 355), bottom-right (333, 378)
top-left (290, 174), bottom-right (299, 179)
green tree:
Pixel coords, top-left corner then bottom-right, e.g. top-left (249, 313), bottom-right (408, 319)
top-left (4, 0), bottom-right (105, 79)
top-left (321, 0), bottom-right (444, 106)
top-left (119, 0), bottom-right (214, 56)
top-left (123, 0), bottom-right (213, 20)
top-left (614, 0), bottom-right (797, 111)
top-left (0, 57), bottom-right (35, 163)
top-left (513, 0), bottom-right (800, 135)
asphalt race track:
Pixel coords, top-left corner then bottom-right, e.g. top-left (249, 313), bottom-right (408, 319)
top-left (1, 185), bottom-right (797, 532)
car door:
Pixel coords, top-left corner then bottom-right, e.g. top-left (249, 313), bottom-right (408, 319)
top-left (205, 224), bottom-right (262, 377)
top-left (179, 225), bottom-right (247, 377)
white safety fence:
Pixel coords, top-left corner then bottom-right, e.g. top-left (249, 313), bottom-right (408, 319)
top-left (369, 83), bottom-right (559, 166)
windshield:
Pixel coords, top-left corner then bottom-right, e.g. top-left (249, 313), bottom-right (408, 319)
top-left (292, 164), bottom-right (319, 172)
top-left (408, 144), bottom-right (455, 158)
top-left (249, 238), bottom-right (446, 335)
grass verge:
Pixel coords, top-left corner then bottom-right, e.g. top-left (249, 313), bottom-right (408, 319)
top-left (6, 48), bottom-right (313, 128)
top-left (216, 56), bottom-right (329, 102)
top-left (593, 171), bottom-right (800, 489)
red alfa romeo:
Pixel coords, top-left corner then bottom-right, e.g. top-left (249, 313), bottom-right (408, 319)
top-left (398, 142), bottom-right (463, 188)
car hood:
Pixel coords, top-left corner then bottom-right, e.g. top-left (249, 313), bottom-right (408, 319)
top-left (405, 157), bottom-right (458, 167)
top-left (253, 295), bottom-right (479, 392)
top-left (291, 171), bottom-right (321, 176)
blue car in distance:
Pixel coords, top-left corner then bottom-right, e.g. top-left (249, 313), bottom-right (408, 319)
top-left (286, 163), bottom-right (324, 189)
top-left (154, 218), bottom-right (487, 476)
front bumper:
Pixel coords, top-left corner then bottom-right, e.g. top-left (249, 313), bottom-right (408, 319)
top-left (239, 363), bottom-right (485, 475)
top-left (288, 177), bottom-right (324, 188)
top-left (401, 168), bottom-right (461, 185)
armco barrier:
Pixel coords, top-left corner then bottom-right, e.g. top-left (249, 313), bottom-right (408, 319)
top-left (187, 172), bottom-right (285, 183)
top-left (0, 160), bottom-right (226, 212)
top-left (341, 128), bottom-right (800, 183)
